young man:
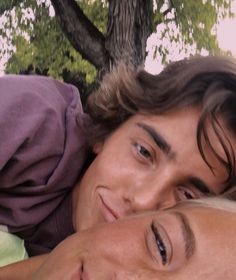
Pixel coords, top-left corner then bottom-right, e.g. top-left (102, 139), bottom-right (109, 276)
top-left (0, 55), bottom-right (236, 257)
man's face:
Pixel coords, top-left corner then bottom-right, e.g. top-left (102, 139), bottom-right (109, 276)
top-left (31, 203), bottom-right (236, 279)
top-left (73, 107), bottom-right (235, 230)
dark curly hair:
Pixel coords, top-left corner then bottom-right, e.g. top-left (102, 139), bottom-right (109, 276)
top-left (85, 55), bottom-right (236, 189)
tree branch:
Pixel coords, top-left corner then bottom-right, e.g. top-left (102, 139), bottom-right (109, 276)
top-left (50, 0), bottom-right (110, 70)
top-left (154, 0), bottom-right (175, 26)
top-left (161, 0), bottom-right (174, 18)
top-left (162, 7), bottom-right (172, 17)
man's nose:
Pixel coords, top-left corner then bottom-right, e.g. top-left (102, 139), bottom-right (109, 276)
top-left (121, 176), bottom-right (176, 213)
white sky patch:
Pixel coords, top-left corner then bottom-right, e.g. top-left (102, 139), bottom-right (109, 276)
top-left (0, 16), bottom-right (15, 76)
top-left (217, 1), bottom-right (236, 56)
top-left (145, 0), bottom-right (236, 74)
top-left (145, 22), bottom-right (201, 74)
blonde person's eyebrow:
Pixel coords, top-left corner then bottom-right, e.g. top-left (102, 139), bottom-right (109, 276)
top-left (172, 211), bottom-right (196, 259)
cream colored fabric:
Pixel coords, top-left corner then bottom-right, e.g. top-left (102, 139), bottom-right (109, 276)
top-left (0, 231), bottom-right (28, 267)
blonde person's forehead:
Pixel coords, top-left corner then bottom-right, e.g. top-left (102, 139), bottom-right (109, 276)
top-left (175, 196), bottom-right (236, 215)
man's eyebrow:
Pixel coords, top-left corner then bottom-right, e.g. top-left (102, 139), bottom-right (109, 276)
top-left (172, 211), bottom-right (196, 260)
top-left (136, 122), bottom-right (174, 157)
top-left (189, 176), bottom-right (212, 195)
top-left (136, 122), bottom-right (212, 195)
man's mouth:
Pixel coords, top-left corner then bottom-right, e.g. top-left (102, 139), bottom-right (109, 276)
top-left (76, 263), bottom-right (90, 280)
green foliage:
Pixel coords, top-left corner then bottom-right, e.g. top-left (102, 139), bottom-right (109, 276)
top-left (0, 0), bottom-right (24, 14)
top-left (76, 0), bottom-right (108, 34)
top-left (1, 0), bottom-right (97, 87)
top-left (0, 0), bottom-right (234, 90)
top-left (151, 0), bottom-right (233, 62)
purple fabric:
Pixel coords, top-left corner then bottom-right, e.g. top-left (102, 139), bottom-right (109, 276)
top-left (0, 75), bottom-right (89, 256)
top-left (18, 191), bottom-right (74, 256)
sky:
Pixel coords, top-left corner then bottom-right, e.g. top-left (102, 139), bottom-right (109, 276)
top-left (217, 0), bottom-right (236, 55)
top-left (146, 0), bottom-right (236, 74)
top-left (0, 1), bottom-right (236, 75)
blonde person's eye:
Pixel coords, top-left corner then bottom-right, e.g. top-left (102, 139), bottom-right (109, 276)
top-left (147, 220), bottom-right (172, 268)
top-left (151, 222), bottom-right (168, 265)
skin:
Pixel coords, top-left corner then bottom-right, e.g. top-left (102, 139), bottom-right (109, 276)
top-left (2, 107), bottom-right (234, 279)
top-left (73, 107), bottom-right (233, 231)
top-left (29, 203), bottom-right (236, 280)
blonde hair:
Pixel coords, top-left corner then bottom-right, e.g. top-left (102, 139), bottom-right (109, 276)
top-left (178, 196), bottom-right (236, 214)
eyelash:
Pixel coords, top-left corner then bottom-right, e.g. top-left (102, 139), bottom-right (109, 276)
top-left (151, 222), bottom-right (168, 265)
top-left (133, 142), bottom-right (153, 162)
top-left (175, 187), bottom-right (201, 202)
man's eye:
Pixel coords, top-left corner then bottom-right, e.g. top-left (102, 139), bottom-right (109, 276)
top-left (151, 222), bottom-right (167, 265)
top-left (184, 191), bottom-right (194, 199)
top-left (176, 187), bottom-right (196, 201)
top-left (136, 143), bottom-right (151, 159)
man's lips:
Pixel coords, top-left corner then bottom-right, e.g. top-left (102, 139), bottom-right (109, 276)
top-left (99, 194), bottom-right (118, 222)
top-left (74, 263), bottom-right (90, 280)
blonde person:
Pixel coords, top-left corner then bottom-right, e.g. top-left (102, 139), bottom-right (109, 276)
top-left (1, 197), bottom-right (236, 279)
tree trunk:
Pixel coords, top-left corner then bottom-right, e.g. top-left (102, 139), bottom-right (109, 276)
top-left (106, 0), bottom-right (152, 69)
top-left (50, 0), bottom-right (152, 75)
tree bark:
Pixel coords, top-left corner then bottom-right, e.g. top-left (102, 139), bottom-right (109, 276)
top-left (106, 0), bottom-right (153, 69)
top-left (50, 0), bottom-right (110, 71)
top-left (50, 0), bottom-right (153, 74)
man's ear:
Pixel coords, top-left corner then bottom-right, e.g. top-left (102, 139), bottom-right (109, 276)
top-left (92, 142), bottom-right (104, 154)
